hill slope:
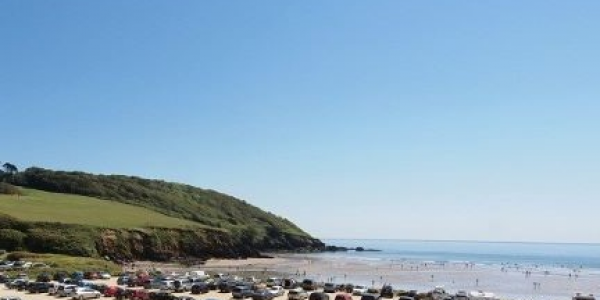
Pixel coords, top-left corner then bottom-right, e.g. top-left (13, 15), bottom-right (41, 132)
top-left (0, 188), bottom-right (208, 229)
top-left (0, 167), bottom-right (324, 260)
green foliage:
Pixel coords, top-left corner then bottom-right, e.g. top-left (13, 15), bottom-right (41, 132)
top-left (25, 226), bottom-right (98, 257)
top-left (4, 251), bottom-right (121, 276)
top-left (0, 229), bottom-right (26, 251)
top-left (14, 167), bottom-right (310, 237)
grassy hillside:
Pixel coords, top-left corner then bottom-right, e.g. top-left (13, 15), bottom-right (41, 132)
top-left (7, 167), bottom-right (318, 248)
top-left (0, 188), bottom-right (208, 229)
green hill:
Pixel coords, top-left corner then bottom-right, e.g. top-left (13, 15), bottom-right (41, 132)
top-left (0, 188), bottom-right (207, 229)
top-left (0, 167), bottom-right (324, 260)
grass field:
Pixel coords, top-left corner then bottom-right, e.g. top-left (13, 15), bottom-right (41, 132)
top-left (0, 188), bottom-right (207, 228)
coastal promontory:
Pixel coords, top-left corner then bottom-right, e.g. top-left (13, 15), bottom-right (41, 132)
top-left (0, 166), bottom-right (324, 261)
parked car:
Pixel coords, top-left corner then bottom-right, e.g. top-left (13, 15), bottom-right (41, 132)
top-left (117, 276), bottom-right (130, 286)
top-left (103, 286), bottom-right (121, 297)
top-left (0, 274), bottom-right (10, 283)
top-left (70, 287), bottom-right (102, 300)
top-left (266, 278), bottom-right (282, 287)
top-left (359, 294), bottom-right (378, 300)
top-left (56, 284), bottom-right (78, 297)
top-left (219, 280), bottom-right (240, 293)
top-left (233, 286), bottom-right (255, 299)
top-left (308, 292), bottom-right (330, 300)
top-left (380, 285), bottom-right (394, 298)
top-left (352, 286), bottom-right (367, 296)
top-left (190, 282), bottom-right (210, 294)
top-left (323, 283), bottom-right (337, 293)
top-left (301, 279), bottom-right (317, 291)
top-left (268, 286), bottom-right (285, 297)
top-left (0, 297), bottom-right (21, 300)
top-left (28, 282), bottom-right (55, 293)
top-left (172, 279), bottom-right (192, 293)
top-left (148, 291), bottom-right (177, 300)
top-left (130, 289), bottom-right (150, 300)
top-left (252, 289), bottom-right (275, 300)
top-left (334, 294), bottom-right (352, 300)
top-left (287, 289), bottom-right (308, 300)
top-left (282, 278), bottom-right (297, 290)
top-left (6, 278), bottom-right (29, 290)
top-left (99, 272), bottom-right (111, 280)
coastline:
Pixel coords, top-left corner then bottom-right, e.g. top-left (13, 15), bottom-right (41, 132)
top-left (199, 253), bottom-right (599, 300)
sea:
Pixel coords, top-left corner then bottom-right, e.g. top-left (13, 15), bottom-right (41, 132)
top-left (276, 239), bottom-right (600, 300)
top-left (320, 239), bottom-right (600, 269)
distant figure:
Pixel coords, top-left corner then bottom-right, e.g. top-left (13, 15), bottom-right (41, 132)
top-left (431, 274), bottom-right (434, 282)
top-left (475, 279), bottom-right (479, 286)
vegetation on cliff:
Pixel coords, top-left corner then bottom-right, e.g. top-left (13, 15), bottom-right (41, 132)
top-left (0, 164), bottom-right (324, 260)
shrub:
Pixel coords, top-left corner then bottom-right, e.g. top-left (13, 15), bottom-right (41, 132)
top-left (0, 229), bottom-right (27, 251)
top-left (0, 182), bottom-right (21, 195)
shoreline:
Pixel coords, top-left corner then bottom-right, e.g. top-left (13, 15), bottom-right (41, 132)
top-left (199, 253), bottom-right (600, 300)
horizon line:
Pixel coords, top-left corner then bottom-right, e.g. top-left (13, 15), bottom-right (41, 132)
top-left (319, 237), bottom-right (600, 246)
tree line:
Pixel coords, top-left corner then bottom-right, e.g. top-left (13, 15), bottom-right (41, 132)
top-left (0, 161), bottom-right (20, 195)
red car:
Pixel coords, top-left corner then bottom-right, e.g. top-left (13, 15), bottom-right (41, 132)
top-left (104, 286), bottom-right (121, 297)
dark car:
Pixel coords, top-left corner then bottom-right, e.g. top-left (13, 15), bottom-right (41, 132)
top-left (282, 278), bottom-right (297, 289)
top-left (148, 291), bottom-right (177, 300)
top-left (190, 282), bottom-right (210, 294)
top-left (219, 281), bottom-right (240, 293)
top-left (252, 289), bottom-right (275, 300)
top-left (28, 282), bottom-right (54, 293)
top-left (360, 294), bottom-right (379, 300)
top-left (309, 292), bottom-right (330, 300)
top-left (380, 285), bottom-right (394, 298)
top-left (301, 279), bottom-right (317, 291)
top-left (0, 274), bottom-right (10, 283)
top-left (323, 283), bottom-right (337, 293)
top-left (233, 286), bottom-right (255, 299)
top-left (334, 294), bottom-right (352, 300)
top-left (117, 276), bottom-right (130, 286)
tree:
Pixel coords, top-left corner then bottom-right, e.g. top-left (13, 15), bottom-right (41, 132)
top-left (2, 162), bottom-right (18, 174)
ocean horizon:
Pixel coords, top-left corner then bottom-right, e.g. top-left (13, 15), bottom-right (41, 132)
top-left (319, 239), bottom-right (600, 270)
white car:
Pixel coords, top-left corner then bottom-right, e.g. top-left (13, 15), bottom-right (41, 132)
top-left (71, 288), bottom-right (101, 300)
top-left (268, 286), bottom-right (285, 297)
top-left (352, 285), bottom-right (367, 296)
top-left (99, 272), bottom-right (111, 279)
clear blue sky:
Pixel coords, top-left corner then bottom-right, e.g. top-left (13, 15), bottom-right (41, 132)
top-left (2, 1), bottom-right (599, 243)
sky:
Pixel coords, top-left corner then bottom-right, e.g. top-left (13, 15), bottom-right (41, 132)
top-left (1, 1), bottom-right (599, 243)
